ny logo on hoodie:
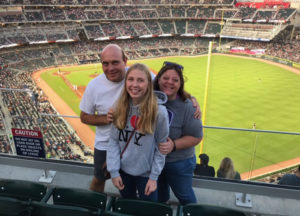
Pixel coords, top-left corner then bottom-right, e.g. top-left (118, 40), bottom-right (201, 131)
top-left (118, 115), bottom-right (145, 146)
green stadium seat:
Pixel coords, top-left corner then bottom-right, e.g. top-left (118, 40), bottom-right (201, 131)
top-left (107, 197), bottom-right (173, 216)
top-left (176, 204), bottom-right (246, 216)
top-left (0, 179), bottom-right (49, 202)
top-left (51, 187), bottom-right (107, 212)
top-left (29, 201), bottom-right (100, 216)
top-left (0, 196), bottom-right (30, 216)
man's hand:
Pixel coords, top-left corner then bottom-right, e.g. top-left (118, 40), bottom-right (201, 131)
top-left (107, 108), bottom-right (114, 123)
top-left (145, 179), bottom-right (157, 196)
top-left (112, 176), bottom-right (124, 190)
top-left (159, 137), bottom-right (174, 155)
top-left (190, 97), bottom-right (201, 119)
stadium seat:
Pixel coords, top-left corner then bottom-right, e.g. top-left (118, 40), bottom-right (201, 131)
top-left (107, 197), bottom-right (173, 216)
top-left (51, 186), bottom-right (107, 211)
top-left (0, 179), bottom-right (50, 202)
top-left (29, 201), bottom-right (100, 216)
top-left (0, 196), bottom-right (30, 216)
top-left (176, 204), bottom-right (246, 216)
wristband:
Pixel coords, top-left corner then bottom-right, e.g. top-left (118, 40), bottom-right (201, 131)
top-left (171, 139), bottom-right (176, 152)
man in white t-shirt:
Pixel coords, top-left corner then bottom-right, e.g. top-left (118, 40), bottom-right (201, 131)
top-left (80, 44), bottom-right (127, 192)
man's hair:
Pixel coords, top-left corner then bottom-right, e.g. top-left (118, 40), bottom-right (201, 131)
top-left (298, 165), bottom-right (300, 172)
top-left (114, 63), bottom-right (158, 134)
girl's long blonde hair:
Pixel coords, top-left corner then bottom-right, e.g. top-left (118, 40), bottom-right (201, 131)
top-left (219, 157), bottom-right (237, 179)
top-left (114, 63), bottom-right (158, 134)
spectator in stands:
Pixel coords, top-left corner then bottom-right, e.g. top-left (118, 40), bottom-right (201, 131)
top-left (80, 44), bottom-right (128, 193)
top-left (194, 153), bottom-right (215, 177)
top-left (107, 63), bottom-right (169, 201)
top-left (154, 61), bottom-right (203, 205)
top-left (278, 165), bottom-right (300, 187)
top-left (217, 157), bottom-right (241, 180)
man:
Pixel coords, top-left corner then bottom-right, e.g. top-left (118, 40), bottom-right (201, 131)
top-left (194, 153), bottom-right (215, 177)
top-left (80, 44), bottom-right (127, 192)
top-left (278, 165), bottom-right (300, 187)
top-left (80, 44), bottom-right (201, 192)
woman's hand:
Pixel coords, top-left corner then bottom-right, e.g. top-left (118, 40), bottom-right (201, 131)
top-left (107, 108), bottom-right (114, 123)
top-left (112, 176), bottom-right (124, 190)
top-left (145, 179), bottom-right (157, 196)
top-left (159, 137), bottom-right (174, 155)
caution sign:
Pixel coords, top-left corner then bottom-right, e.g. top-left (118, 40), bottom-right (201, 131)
top-left (12, 128), bottom-right (45, 158)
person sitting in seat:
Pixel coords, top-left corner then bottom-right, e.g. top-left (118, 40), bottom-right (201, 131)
top-left (194, 153), bottom-right (215, 177)
top-left (217, 157), bottom-right (241, 180)
top-left (278, 165), bottom-right (300, 187)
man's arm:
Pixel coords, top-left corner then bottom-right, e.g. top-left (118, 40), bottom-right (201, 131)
top-left (80, 111), bottom-right (112, 126)
top-left (190, 96), bottom-right (201, 119)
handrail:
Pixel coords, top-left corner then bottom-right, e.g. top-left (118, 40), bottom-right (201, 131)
top-left (204, 125), bottom-right (300, 135)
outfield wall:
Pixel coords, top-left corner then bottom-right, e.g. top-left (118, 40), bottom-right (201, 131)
top-left (222, 51), bottom-right (300, 70)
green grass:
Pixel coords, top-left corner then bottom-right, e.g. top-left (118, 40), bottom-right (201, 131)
top-left (40, 68), bottom-right (82, 114)
top-left (41, 55), bottom-right (300, 173)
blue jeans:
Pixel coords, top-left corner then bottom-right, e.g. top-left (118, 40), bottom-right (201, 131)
top-left (119, 170), bottom-right (158, 202)
top-left (158, 156), bottom-right (196, 205)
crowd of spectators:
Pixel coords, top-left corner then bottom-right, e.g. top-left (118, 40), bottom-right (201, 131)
top-left (0, 0), bottom-right (235, 5)
top-left (232, 39), bottom-right (300, 63)
top-left (0, 5), bottom-right (296, 49)
top-left (258, 166), bottom-right (300, 185)
top-left (0, 6), bottom-right (295, 24)
top-left (0, 135), bottom-right (11, 154)
top-left (0, 106), bottom-right (5, 132)
top-left (0, 36), bottom-right (215, 74)
top-left (0, 67), bottom-right (93, 162)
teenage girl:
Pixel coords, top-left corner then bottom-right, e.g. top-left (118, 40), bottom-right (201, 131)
top-left (107, 63), bottom-right (169, 201)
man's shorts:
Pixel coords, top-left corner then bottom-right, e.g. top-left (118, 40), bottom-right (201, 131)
top-left (94, 148), bottom-right (110, 181)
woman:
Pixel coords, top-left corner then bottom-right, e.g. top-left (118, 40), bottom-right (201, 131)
top-left (217, 157), bottom-right (241, 180)
top-left (107, 63), bottom-right (169, 201)
top-left (153, 61), bottom-right (203, 205)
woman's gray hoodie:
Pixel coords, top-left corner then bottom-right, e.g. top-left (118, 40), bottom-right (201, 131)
top-left (107, 91), bottom-right (169, 181)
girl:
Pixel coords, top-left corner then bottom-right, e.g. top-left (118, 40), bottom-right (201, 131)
top-left (107, 63), bottom-right (169, 201)
top-left (217, 157), bottom-right (241, 180)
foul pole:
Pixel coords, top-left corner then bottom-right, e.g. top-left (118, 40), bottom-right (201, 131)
top-left (199, 41), bottom-right (213, 154)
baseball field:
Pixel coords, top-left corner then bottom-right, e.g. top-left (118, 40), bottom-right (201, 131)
top-left (39, 54), bottom-right (300, 175)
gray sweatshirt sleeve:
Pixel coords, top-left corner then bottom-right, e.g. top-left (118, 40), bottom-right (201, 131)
top-left (107, 125), bottom-right (121, 178)
top-left (149, 105), bottom-right (169, 180)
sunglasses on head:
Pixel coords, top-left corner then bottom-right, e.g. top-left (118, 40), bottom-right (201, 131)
top-left (163, 61), bottom-right (184, 70)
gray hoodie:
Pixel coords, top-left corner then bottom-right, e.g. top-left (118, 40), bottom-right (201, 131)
top-left (107, 91), bottom-right (169, 180)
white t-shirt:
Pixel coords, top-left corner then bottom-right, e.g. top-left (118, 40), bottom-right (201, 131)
top-left (80, 74), bottom-right (124, 150)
